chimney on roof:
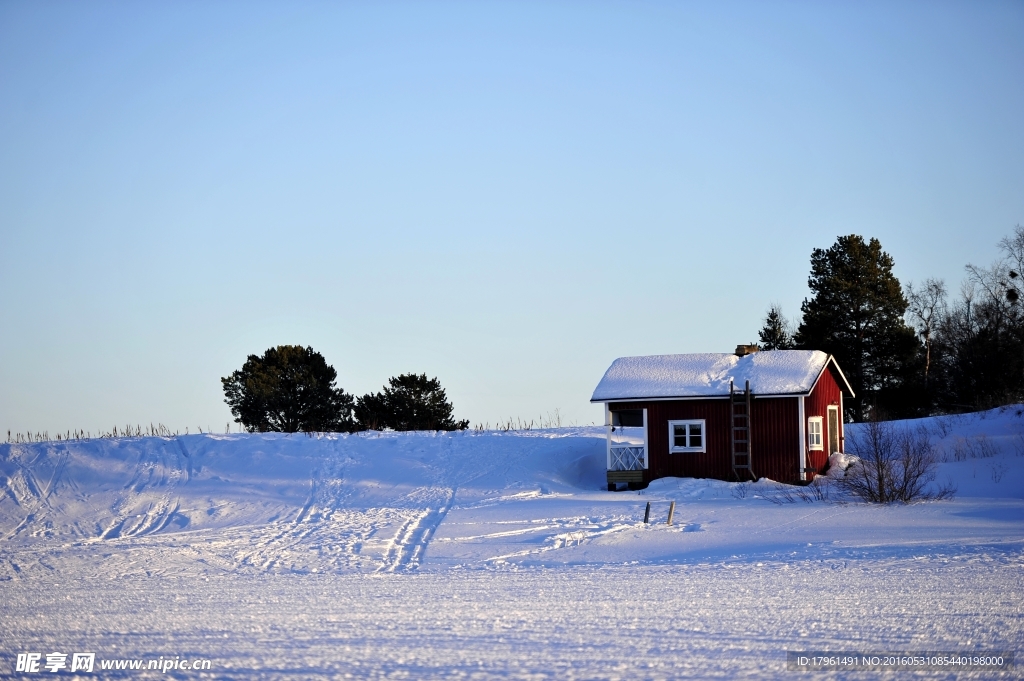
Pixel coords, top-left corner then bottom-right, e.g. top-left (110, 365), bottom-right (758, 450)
top-left (735, 344), bottom-right (759, 357)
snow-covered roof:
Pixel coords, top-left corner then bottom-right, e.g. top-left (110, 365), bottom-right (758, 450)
top-left (591, 350), bottom-right (852, 402)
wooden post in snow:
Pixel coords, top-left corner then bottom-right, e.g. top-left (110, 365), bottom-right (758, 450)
top-left (666, 501), bottom-right (676, 526)
top-left (643, 502), bottom-right (651, 524)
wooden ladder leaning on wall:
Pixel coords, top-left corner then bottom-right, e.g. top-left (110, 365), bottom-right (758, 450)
top-left (730, 379), bottom-right (756, 481)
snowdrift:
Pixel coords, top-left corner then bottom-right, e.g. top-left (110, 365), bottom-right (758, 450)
top-left (0, 428), bottom-right (605, 543)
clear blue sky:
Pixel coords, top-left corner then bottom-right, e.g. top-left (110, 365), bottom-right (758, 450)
top-left (2, 1), bottom-right (1022, 433)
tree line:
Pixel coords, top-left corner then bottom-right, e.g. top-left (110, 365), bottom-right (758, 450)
top-left (758, 225), bottom-right (1024, 421)
top-left (221, 345), bottom-right (469, 433)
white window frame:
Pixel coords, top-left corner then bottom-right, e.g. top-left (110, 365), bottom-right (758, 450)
top-left (807, 416), bottom-right (823, 451)
top-left (668, 419), bottom-right (706, 454)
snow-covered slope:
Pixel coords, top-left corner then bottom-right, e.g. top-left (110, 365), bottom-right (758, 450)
top-left (1, 408), bottom-right (1021, 578)
top-left (0, 428), bottom-right (608, 576)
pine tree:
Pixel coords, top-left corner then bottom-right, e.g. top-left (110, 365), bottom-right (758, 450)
top-left (794, 235), bottom-right (921, 420)
top-left (221, 345), bottom-right (356, 433)
top-left (355, 373), bottom-right (469, 431)
top-left (757, 304), bottom-right (794, 350)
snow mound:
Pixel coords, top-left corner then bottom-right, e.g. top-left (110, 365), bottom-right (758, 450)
top-left (826, 449), bottom-right (857, 477)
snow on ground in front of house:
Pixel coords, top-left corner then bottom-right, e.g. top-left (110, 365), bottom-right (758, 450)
top-left (1, 408), bottom-right (1022, 678)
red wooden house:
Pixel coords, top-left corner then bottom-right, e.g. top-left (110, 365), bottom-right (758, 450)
top-left (591, 347), bottom-right (854, 490)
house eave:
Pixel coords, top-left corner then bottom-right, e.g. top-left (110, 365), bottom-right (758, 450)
top-left (592, 392), bottom-right (809, 404)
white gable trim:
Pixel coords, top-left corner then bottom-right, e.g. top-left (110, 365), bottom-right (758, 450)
top-left (805, 355), bottom-right (856, 398)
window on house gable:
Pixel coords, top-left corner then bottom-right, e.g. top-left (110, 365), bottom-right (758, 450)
top-left (668, 420), bottom-right (705, 453)
top-left (808, 416), bottom-right (823, 450)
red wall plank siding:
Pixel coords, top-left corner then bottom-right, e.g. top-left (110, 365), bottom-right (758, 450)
top-left (750, 397), bottom-right (800, 482)
top-left (612, 400), bottom-right (732, 482)
top-left (611, 396), bottom-right (802, 484)
top-left (803, 367), bottom-right (844, 478)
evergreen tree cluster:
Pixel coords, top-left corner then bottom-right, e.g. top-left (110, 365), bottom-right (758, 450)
top-left (793, 235), bottom-right (920, 420)
top-left (222, 347), bottom-right (468, 433)
top-left (221, 346), bottom-right (355, 433)
top-left (354, 374), bottom-right (469, 431)
top-left (756, 226), bottom-right (1024, 420)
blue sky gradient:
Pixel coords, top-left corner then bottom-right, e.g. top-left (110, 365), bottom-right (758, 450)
top-left (2, 1), bottom-right (1022, 432)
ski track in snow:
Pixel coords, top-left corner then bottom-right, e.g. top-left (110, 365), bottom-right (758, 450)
top-left (98, 440), bottom-right (184, 540)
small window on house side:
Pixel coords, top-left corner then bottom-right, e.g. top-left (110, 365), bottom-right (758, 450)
top-left (808, 417), bottom-right (823, 450)
top-left (668, 420), bottom-right (706, 453)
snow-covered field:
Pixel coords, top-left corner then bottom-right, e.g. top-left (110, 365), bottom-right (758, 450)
top-left (1, 409), bottom-right (1022, 678)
